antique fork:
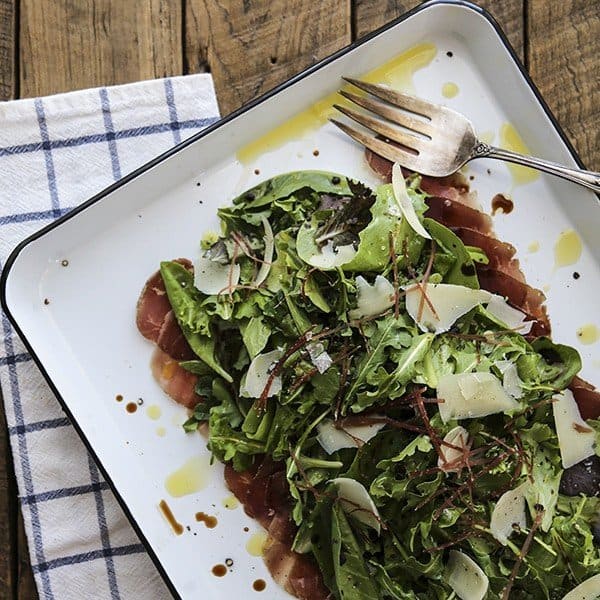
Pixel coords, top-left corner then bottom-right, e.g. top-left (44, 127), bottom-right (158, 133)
top-left (330, 78), bottom-right (600, 193)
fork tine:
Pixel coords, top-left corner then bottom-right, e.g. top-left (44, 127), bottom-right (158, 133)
top-left (339, 90), bottom-right (433, 138)
top-left (343, 77), bottom-right (434, 118)
top-left (329, 118), bottom-right (422, 172)
top-left (333, 103), bottom-right (425, 153)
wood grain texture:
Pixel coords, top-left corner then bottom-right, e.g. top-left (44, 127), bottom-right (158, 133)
top-left (189, 0), bottom-right (351, 114)
top-left (0, 392), bottom-right (17, 597)
top-left (19, 0), bottom-right (183, 97)
top-left (352, 0), bottom-right (525, 61)
top-left (528, 0), bottom-right (599, 169)
top-left (184, 0), bottom-right (210, 73)
top-left (0, 0), bottom-right (16, 99)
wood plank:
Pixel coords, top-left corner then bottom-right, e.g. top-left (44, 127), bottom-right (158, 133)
top-left (184, 0), bottom-right (210, 74)
top-left (19, 0), bottom-right (183, 98)
top-left (353, 1), bottom-right (524, 61)
top-left (188, 0), bottom-right (351, 115)
top-left (528, 0), bottom-right (599, 170)
top-left (0, 391), bottom-right (17, 598)
top-left (0, 0), bottom-right (16, 100)
top-left (17, 506), bottom-right (38, 600)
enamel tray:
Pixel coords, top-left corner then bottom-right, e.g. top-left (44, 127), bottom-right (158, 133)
top-left (2, 1), bottom-right (599, 598)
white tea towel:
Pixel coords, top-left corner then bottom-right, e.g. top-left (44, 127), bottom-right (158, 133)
top-left (0, 75), bottom-right (220, 599)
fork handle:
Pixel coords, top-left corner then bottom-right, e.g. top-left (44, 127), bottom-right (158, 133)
top-left (471, 142), bottom-right (600, 193)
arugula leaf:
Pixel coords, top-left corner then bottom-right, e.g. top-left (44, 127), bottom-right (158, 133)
top-left (331, 503), bottom-right (380, 599)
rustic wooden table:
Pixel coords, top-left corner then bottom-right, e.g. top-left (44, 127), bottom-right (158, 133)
top-left (0, 0), bottom-right (597, 597)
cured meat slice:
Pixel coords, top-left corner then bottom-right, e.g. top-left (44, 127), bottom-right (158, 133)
top-left (157, 311), bottom-right (195, 361)
top-left (451, 226), bottom-right (524, 282)
top-left (263, 538), bottom-right (332, 600)
top-left (150, 347), bottom-right (201, 409)
top-left (569, 375), bottom-right (600, 420)
top-left (224, 458), bottom-right (294, 542)
top-left (425, 196), bottom-right (493, 235)
top-left (476, 267), bottom-right (550, 335)
top-left (224, 458), bottom-right (330, 599)
top-left (136, 258), bottom-right (193, 342)
top-left (365, 148), bottom-right (478, 207)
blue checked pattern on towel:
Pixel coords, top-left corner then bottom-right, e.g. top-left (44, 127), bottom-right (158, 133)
top-left (0, 75), bottom-right (220, 599)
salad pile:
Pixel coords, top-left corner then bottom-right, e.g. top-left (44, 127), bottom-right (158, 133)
top-left (157, 170), bottom-right (600, 599)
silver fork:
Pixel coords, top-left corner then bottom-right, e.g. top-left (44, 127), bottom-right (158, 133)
top-left (330, 77), bottom-right (600, 193)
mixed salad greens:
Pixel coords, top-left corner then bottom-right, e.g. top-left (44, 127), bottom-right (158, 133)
top-left (160, 170), bottom-right (600, 599)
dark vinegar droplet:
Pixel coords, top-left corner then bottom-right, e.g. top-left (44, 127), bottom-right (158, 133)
top-left (195, 512), bottom-right (218, 528)
top-left (43, 298), bottom-right (50, 305)
top-left (61, 259), bottom-right (69, 267)
top-left (115, 394), bottom-right (123, 402)
top-left (126, 402), bottom-right (137, 413)
top-left (212, 564), bottom-right (227, 577)
top-left (313, 149), bottom-right (319, 156)
top-left (253, 579), bottom-right (266, 591)
top-left (573, 272), bottom-right (580, 280)
top-left (446, 51), bottom-right (453, 57)
top-left (491, 193), bottom-right (514, 216)
top-left (254, 169), bottom-right (260, 175)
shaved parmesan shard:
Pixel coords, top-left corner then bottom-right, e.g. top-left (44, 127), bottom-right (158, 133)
top-left (306, 240), bottom-right (357, 269)
top-left (317, 419), bottom-right (386, 454)
top-left (349, 275), bottom-right (395, 320)
top-left (330, 477), bottom-right (381, 534)
top-left (404, 283), bottom-right (492, 334)
top-left (194, 255), bottom-right (241, 295)
top-left (437, 372), bottom-right (519, 423)
top-left (253, 216), bottom-right (274, 287)
top-left (438, 426), bottom-right (470, 473)
top-left (446, 550), bottom-right (489, 600)
top-left (563, 574), bottom-right (600, 600)
top-left (391, 163), bottom-right (431, 239)
top-left (307, 343), bottom-right (333, 374)
top-left (240, 349), bottom-right (283, 398)
top-left (552, 389), bottom-right (596, 469)
top-left (490, 483), bottom-right (528, 545)
top-left (494, 360), bottom-right (524, 399)
top-left (486, 294), bottom-right (533, 334)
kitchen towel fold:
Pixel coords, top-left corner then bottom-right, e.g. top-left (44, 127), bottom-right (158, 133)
top-left (0, 75), bottom-right (220, 599)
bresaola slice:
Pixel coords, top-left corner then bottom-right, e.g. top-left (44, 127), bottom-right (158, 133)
top-left (224, 458), bottom-right (330, 600)
top-left (136, 258), bottom-right (193, 342)
top-left (156, 311), bottom-right (195, 360)
top-left (425, 196), bottom-right (493, 235)
top-left (451, 226), bottom-right (523, 281)
top-left (569, 376), bottom-right (600, 420)
top-left (150, 348), bottom-right (201, 409)
top-left (476, 267), bottom-right (550, 335)
top-left (137, 258), bottom-right (201, 408)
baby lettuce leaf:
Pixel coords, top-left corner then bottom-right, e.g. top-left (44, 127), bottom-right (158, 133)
top-left (160, 261), bottom-right (211, 334)
top-left (160, 261), bottom-right (233, 382)
top-left (343, 184), bottom-right (424, 272)
top-left (231, 171), bottom-right (353, 209)
top-left (517, 337), bottom-right (581, 392)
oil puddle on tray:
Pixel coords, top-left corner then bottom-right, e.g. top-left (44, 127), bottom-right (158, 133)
top-left (165, 455), bottom-right (212, 498)
top-left (237, 43), bottom-right (437, 164)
